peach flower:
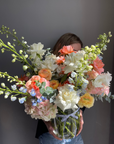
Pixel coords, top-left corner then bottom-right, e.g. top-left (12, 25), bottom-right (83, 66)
top-left (78, 93), bottom-right (94, 108)
top-left (50, 80), bottom-right (59, 89)
top-left (86, 81), bottom-right (109, 95)
top-left (38, 68), bottom-right (52, 80)
top-left (91, 57), bottom-right (104, 74)
top-left (59, 45), bottom-right (74, 55)
top-left (25, 75), bottom-right (50, 98)
top-left (56, 56), bottom-right (65, 64)
top-left (86, 70), bottom-right (99, 80)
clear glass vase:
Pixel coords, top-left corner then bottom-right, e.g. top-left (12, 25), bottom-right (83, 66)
top-left (50, 108), bottom-right (80, 139)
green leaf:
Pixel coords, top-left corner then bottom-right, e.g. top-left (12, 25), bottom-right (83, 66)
top-left (40, 87), bottom-right (45, 94)
top-left (60, 74), bottom-right (68, 83)
top-left (41, 82), bottom-right (46, 87)
top-left (45, 87), bottom-right (54, 95)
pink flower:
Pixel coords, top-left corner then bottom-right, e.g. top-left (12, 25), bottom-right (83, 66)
top-left (91, 57), bottom-right (104, 74)
top-left (24, 99), bottom-right (58, 121)
top-left (86, 81), bottom-right (109, 95)
top-left (86, 70), bottom-right (99, 80)
top-left (25, 75), bottom-right (50, 98)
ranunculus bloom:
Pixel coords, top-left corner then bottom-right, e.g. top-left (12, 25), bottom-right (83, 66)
top-left (50, 80), bottom-right (59, 89)
top-left (25, 75), bottom-right (50, 98)
top-left (86, 70), bottom-right (98, 80)
top-left (78, 93), bottom-right (94, 108)
top-left (38, 68), bottom-right (52, 80)
top-left (56, 56), bottom-right (65, 64)
top-left (24, 98), bottom-right (58, 121)
top-left (92, 57), bottom-right (104, 74)
top-left (54, 84), bottom-right (80, 111)
top-left (59, 45), bottom-right (74, 55)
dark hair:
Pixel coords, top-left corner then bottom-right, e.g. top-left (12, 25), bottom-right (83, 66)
top-left (52, 33), bottom-right (83, 56)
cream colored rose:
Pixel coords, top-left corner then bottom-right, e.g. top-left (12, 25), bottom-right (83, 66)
top-left (54, 84), bottom-right (80, 112)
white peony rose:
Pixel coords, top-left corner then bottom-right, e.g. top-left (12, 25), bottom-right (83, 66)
top-left (92, 72), bottom-right (112, 87)
top-left (54, 84), bottom-right (80, 112)
top-left (27, 42), bottom-right (46, 59)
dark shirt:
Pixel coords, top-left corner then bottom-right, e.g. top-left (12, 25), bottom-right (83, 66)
top-left (35, 107), bottom-right (85, 138)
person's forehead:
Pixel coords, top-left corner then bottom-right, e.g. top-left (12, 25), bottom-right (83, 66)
top-left (71, 43), bottom-right (81, 51)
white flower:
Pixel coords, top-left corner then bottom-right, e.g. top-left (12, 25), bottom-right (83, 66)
top-left (63, 51), bottom-right (86, 73)
top-left (27, 42), bottom-right (46, 59)
top-left (71, 71), bottom-right (77, 78)
top-left (92, 72), bottom-right (112, 87)
top-left (41, 55), bottom-right (58, 71)
top-left (54, 84), bottom-right (80, 112)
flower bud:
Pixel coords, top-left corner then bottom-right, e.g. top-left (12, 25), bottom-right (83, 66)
top-left (19, 50), bottom-right (23, 54)
top-left (24, 54), bottom-right (28, 58)
top-left (12, 54), bottom-right (16, 57)
top-left (12, 59), bottom-right (16, 63)
top-left (23, 65), bottom-right (28, 71)
top-left (1, 48), bottom-right (5, 53)
top-left (1, 83), bottom-right (5, 88)
top-left (0, 91), bottom-right (3, 95)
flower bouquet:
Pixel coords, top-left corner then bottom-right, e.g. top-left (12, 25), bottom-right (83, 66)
top-left (0, 25), bottom-right (114, 139)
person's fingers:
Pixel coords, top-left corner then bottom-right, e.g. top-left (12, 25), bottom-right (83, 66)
top-left (76, 110), bottom-right (84, 136)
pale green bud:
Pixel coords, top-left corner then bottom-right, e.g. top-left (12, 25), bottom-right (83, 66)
top-left (83, 61), bottom-right (88, 65)
top-left (0, 91), bottom-right (3, 95)
top-left (91, 45), bottom-right (96, 51)
top-left (7, 42), bottom-right (11, 46)
top-left (96, 48), bottom-right (101, 54)
top-left (19, 50), bottom-right (23, 54)
top-left (93, 54), bottom-right (97, 60)
top-left (1, 48), bottom-right (5, 53)
top-left (14, 76), bottom-right (18, 79)
top-left (108, 31), bottom-right (112, 37)
top-left (84, 54), bottom-right (88, 60)
top-left (1, 83), bottom-right (5, 88)
top-left (21, 36), bottom-right (24, 39)
top-left (12, 59), bottom-right (16, 63)
top-left (24, 54), bottom-right (28, 58)
top-left (23, 65), bottom-right (28, 71)
top-left (107, 39), bottom-right (110, 43)
top-left (12, 54), bottom-right (16, 57)
top-left (26, 72), bottom-right (30, 77)
top-left (85, 46), bottom-right (89, 50)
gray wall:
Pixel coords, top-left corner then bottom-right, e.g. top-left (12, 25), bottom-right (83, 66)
top-left (0, 1), bottom-right (114, 144)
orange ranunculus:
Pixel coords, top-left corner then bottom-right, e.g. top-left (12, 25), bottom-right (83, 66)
top-left (50, 80), bottom-right (59, 89)
top-left (56, 56), bottom-right (65, 64)
top-left (78, 93), bottom-right (94, 108)
top-left (59, 45), bottom-right (74, 55)
top-left (91, 57), bottom-right (104, 74)
top-left (38, 68), bottom-right (52, 80)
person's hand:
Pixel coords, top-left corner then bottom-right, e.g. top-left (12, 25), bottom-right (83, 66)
top-left (76, 109), bottom-right (84, 136)
top-left (43, 120), bottom-right (62, 140)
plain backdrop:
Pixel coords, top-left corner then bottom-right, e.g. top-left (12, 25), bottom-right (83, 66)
top-left (0, 1), bottom-right (114, 144)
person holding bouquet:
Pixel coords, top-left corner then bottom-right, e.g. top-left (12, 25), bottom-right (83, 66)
top-left (35, 33), bottom-right (85, 144)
